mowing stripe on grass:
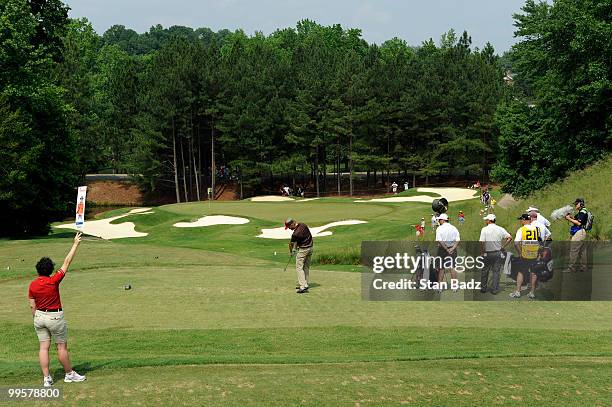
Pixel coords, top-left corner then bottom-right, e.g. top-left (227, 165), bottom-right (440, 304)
top-left (2, 323), bottom-right (611, 379)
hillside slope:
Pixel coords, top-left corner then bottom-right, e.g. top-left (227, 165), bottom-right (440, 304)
top-left (500, 155), bottom-right (611, 240)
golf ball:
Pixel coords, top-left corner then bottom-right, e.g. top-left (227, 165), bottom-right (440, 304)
top-left (124, 284), bottom-right (132, 290)
top-left (274, 251), bottom-right (277, 256)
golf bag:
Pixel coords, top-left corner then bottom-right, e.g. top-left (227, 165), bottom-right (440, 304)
top-left (506, 244), bottom-right (553, 283)
top-left (413, 246), bottom-right (437, 283)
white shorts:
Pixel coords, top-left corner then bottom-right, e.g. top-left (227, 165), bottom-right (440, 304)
top-left (34, 310), bottom-right (68, 343)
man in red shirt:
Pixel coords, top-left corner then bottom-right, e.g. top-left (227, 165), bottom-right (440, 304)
top-left (28, 232), bottom-right (86, 387)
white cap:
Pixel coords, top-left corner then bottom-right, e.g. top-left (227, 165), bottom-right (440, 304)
top-left (483, 214), bottom-right (496, 221)
top-left (526, 207), bottom-right (539, 213)
top-left (437, 213), bottom-right (449, 221)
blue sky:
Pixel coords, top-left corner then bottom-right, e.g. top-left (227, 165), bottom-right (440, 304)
top-left (64, 0), bottom-right (532, 53)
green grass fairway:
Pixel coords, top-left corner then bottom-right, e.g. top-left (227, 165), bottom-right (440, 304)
top-left (2, 179), bottom-right (611, 406)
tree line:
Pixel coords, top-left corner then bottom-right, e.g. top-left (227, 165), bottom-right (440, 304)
top-left (1, 0), bottom-right (609, 236)
top-left (60, 18), bottom-right (506, 202)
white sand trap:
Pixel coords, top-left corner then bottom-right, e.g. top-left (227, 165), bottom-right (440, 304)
top-left (129, 208), bottom-right (154, 214)
top-left (356, 187), bottom-right (477, 203)
top-left (296, 198), bottom-right (320, 202)
top-left (174, 215), bottom-right (250, 228)
top-left (55, 208), bottom-right (152, 239)
top-left (251, 195), bottom-right (294, 202)
top-left (416, 187), bottom-right (477, 202)
top-left (257, 220), bottom-right (367, 239)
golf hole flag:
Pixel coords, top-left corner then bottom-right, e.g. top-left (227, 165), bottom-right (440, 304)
top-left (75, 186), bottom-right (87, 228)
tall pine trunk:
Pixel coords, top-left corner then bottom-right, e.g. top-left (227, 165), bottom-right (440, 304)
top-left (239, 168), bottom-right (243, 200)
top-left (188, 136), bottom-right (193, 200)
top-left (349, 133), bottom-right (353, 196)
top-left (180, 135), bottom-right (188, 202)
top-left (322, 144), bottom-right (327, 193)
top-left (172, 117), bottom-right (180, 203)
top-left (314, 146), bottom-right (320, 197)
top-left (192, 137), bottom-right (200, 201)
top-left (336, 137), bottom-right (341, 196)
top-left (211, 119), bottom-right (216, 200)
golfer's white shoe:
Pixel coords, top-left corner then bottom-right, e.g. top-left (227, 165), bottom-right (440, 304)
top-left (509, 291), bottom-right (521, 298)
top-left (43, 376), bottom-right (53, 387)
top-left (64, 370), bottom-right (86, 383)
top-left (527, 292), bottom-right (536, 299)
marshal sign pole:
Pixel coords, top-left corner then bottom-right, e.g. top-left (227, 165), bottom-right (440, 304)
top-left (75, 186), bottom-right (87, 229)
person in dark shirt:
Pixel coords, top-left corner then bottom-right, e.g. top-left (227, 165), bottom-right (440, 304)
top-left (285, 218), bottom-right (313, 293)
top-left (563, 198), bottom-right (589, 273)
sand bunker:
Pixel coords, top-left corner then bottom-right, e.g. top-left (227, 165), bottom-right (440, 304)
top-left (55, 208), bottom-right (152, 239)
top-left (174, 215), bottom-right (250, 228)
top-left (251, 196), bottom-right (294, 202)
top-left (257, 220), bottom-right (367, 239)
top-left (296, 198), bottom-right (320, 202)
top-left (129, 208), bottom-right (154, 214)
top-left (356, 187), bottom-right (477, 203)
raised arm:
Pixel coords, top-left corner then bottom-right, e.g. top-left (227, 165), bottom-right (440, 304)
top-left (61, 233), bottom-right (82, 273)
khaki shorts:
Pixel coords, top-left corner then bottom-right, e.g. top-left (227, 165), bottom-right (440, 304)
top-left (34, 310), bottom-right (68, 343)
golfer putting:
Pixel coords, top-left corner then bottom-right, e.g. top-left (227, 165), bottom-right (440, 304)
top-left (28, 232), bottom-right (86, 387)
top-left (284, 218), bottom-right (313, 294)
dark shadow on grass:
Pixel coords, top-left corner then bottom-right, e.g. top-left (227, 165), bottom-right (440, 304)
top-left (55, 360), bottom-right (116, 377)
top-left (38, 232), bottom-right (77, 240)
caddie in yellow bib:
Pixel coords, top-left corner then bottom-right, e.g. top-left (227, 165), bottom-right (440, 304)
top-left (510, 213), bottom-right (543, 299)
top-left (518, 225), bottom-right (541, 259)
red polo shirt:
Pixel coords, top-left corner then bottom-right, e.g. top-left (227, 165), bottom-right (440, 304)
top-left (28, 269), bottom-right (66, 310)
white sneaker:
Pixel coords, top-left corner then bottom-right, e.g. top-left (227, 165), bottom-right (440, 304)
top-left (43, 376), bottom-right (53, 387)
top-left (64, 370), bottom-right (86, 383)
top-left (509, 291), bottom-right (521, 298)
top-left (527, 292), bottom-right (536, 299)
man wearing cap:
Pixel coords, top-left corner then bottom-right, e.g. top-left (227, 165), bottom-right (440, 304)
top-left (510, 214), bottom-right (541, 299)
top-left (564, 198), bottom-right (589, 273)
top-left (479, 214), bottom-right (512, 294)
top-left (527, 206), bottom-right (551, 228)
top-left (431, 213), bottom-right (437, 233)
top-left (285, 218), bottom-right (313, 293)
top-left (529, 211), bottom-right (551, 241)
top-left (434, 213), bottom-right (460, 286)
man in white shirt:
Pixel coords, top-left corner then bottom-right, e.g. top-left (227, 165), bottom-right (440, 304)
top-left (435, 213), bottom-right (460, 285)
top-left (527, 206), bottom-right (551, 228)
top-left (479, 214), bottom-right (512, 294)
top-left (530, 211), bottom-right (551, 241)
top-left (391, 182), bottom-right (398, 194)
